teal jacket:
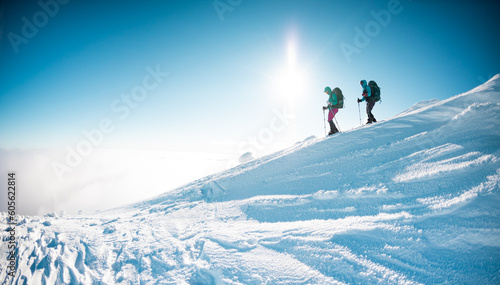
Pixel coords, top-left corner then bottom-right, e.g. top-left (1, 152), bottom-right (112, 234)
top-left (324, 86), bottom-right (338, 108)
top-left (360, 80), bottom-right (372, 102)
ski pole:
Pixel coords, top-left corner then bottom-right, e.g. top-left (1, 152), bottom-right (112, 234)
top-left (357, 101), bottom-right (362, 126)
top-left (334, 117), bottom-right (341, 133)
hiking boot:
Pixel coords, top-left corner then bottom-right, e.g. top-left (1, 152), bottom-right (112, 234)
top-left (328, 120), bottom-right (339, 135)
top-left (328, 129), bottom-right (339, 135)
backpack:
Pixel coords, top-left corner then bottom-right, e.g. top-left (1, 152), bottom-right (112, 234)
top-left (331, 87), bottom-right (344, 108)
top-left (368, 81), bottom-right (381, 102)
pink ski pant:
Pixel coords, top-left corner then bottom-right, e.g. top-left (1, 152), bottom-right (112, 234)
top-left (328, 108), bottom-right (338, 121)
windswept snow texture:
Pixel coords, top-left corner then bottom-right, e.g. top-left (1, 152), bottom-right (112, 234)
top-left (2, 75), bottom-right (500, 284)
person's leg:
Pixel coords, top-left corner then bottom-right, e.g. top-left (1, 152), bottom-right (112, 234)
top-left (328, 120), bottom-right (338, 135)
top-left (366, 100), bottom-right (375, 123)
top-left (328, 109), bottom-right (339, 134)
top-left (328, 108), bottom-right (338, 120)
top-left (327, 108), bottom-right (339, 135)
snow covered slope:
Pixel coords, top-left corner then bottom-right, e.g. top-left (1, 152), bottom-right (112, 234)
top-left (2, 75), bottom-right (500, 284)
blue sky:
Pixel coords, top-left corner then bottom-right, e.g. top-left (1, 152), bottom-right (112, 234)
top-left (1, 0), bottom-right (499, 152)
top-left (1, 0), bottom-right (500, 214)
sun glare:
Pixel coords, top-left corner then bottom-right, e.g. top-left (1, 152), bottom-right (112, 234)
top-left (272, 32), bottom-right (309, 102)
top-left (274, 68), bottom-right (307, 98)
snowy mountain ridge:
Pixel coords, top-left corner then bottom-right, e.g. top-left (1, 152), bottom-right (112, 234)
top-left (1, 75), bottom-right (500, 284)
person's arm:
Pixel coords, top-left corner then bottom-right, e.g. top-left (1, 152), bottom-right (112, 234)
top-left (358, 87), bottom-right (368, 102)
top-left (323, 98), bottom-right (330, 110)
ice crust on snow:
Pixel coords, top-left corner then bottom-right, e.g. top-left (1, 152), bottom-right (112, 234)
top-left (2, 75), bottom-right (500, 284)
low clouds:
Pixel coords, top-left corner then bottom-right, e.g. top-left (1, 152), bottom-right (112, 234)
top-left (0, 148), bottom-right (233, 215)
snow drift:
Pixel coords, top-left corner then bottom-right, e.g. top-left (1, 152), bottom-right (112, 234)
top-left (2, 75), bottom-right (500, 284)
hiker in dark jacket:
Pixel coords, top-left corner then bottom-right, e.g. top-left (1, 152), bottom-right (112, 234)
top-left (357, 80), bottom-right (377, 124)
top-left (323, 86), bottom-right (340, 135)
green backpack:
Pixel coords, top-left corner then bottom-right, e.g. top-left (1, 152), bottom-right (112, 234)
top-left (331, 87), bottom-right (344, 108)
top-left (368, 81), bottom-right (381, 102)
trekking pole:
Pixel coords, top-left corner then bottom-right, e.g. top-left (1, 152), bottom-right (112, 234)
top-left (334, 117), bottom-right (341, 132)
top-left (357, 101), bottom-right (362, 126)
top-left (323, 108), bottom-right (327, 136)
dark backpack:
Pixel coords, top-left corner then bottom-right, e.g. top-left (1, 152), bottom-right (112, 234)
top-left (368, 81), bottom-right (381, 102)
top-left (331, 87), bottom-right (344, 108)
